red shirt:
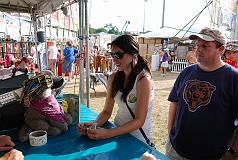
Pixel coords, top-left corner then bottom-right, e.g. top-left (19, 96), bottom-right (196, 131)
top-left (224, 59), bottom-right (238, 69)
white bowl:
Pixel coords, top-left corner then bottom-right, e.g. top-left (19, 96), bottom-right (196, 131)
top-left (29, 130), bottom-right (47, 146)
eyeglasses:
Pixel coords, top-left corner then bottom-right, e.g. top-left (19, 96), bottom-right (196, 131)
top-left (110, 51), bottom-right (126, 59)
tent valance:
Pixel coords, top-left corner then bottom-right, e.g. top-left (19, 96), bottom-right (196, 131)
top-left (0, 0), bottom-right (68, 16)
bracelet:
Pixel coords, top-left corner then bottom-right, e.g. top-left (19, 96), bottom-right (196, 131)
top-left (229, 148), bottom-right (238, 157)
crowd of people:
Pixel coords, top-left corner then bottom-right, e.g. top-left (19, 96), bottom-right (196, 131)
top-left (2, 27), bottom-right (238, 160)
top-left (28, 40), bottom-right (79, 81)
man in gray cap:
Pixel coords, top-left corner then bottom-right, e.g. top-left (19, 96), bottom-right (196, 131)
top-left (166, 27), bottom-right (238, 159)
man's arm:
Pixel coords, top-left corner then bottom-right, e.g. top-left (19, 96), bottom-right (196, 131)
top-left (168, 102), bottom-right (177, 134)
top-left (231, 129), bottom-right (238, 151)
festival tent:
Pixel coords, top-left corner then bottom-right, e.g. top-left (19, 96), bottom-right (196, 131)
top-left (0, 0), bottom-right (91, 108)
top-left (139, 27), bottom-right (200, 40)
top-left (0, 0), bottom-right (74, 70)
top-left (0, 0), bottom-right (67, 16)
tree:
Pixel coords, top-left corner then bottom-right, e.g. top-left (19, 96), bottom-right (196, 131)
top-left (104, 23), bottom-right (119, 34)
top-left (89, 23), bottom-right (119, 35)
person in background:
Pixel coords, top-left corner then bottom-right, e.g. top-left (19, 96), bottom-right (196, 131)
top-left (160, 50), bottom-right (169, 76)
top-left (166, 27), bottom-right (238, 159)
top-left (55, 49), bottom-right (62, 76)
top-left (185, 45), bottom-right (197, 65)
top-left (223, 44), bottom-right (238, 69)
top-left (62, 41), bottom-right (77, 81)
top-left (30, 42), bottom-right (37, 68)
top-left (77, 35), bottom-right (154, 144)
top-left (72, 45), bottom-right (79, 78)
top-left (48, 41), bottom-right (58, 74)
top-left (37, 42), bottom-right (47, 70)
top-left (0, 135), bottom-right (24, 160)
top-left (74, 49), bottom-right (80, 75)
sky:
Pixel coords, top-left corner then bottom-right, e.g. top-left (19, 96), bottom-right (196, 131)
top-left (89, 0), bottom-right (212, 33)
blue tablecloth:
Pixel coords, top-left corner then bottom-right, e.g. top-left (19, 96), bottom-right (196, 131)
top-left (1, 104), bottom-right (169, 160)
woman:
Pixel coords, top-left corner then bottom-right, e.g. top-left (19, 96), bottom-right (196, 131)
top-left (185, 46), bottom-right (197, 65)
top-left (160, 50), bottom-right (169, 76)
top-left (77, 35), bottom-right (154, 143)
top-left (62, 41), bottom-right (76, 81)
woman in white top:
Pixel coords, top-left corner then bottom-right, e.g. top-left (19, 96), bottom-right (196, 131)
top-left (77, 35), bottom-right (154, 143)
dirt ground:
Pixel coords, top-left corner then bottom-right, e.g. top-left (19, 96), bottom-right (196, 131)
top-left (63, 71), bottom-right (179, 154)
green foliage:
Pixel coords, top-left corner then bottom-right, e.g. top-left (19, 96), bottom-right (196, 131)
top-left (89, 23), bottom-right (119, 35)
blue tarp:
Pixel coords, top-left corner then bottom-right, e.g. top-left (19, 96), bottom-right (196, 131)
top-left (1, 104), bottom-right (170, 160)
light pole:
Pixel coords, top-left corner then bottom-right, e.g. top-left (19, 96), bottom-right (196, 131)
top-left (161, 0), bottom-right (165, 28)
top-left (121, 21), bottom-right (130, 34)
top-left (143, 0), bottom-right (148, 33)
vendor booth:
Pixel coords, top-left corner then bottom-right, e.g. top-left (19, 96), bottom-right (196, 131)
top-left (138, 27), bottom-right (199, 72)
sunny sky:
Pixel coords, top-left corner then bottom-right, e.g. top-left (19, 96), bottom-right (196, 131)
top-left (89, 0), bottom-right (212, 32)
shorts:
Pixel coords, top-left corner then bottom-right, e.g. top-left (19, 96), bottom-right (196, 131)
top-left (62, 61), bottom-right (74, 73)
top-left (161, 62), bottom-right (169, 68)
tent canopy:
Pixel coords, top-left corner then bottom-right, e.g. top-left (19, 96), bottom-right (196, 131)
top-left (139, 27), bottom-right (200, 39)
top-left (0, 0), bottom-right (68, 16)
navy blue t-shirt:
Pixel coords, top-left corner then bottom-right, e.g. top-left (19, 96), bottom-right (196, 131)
top-left (168, 64), bottom-right (238, 159)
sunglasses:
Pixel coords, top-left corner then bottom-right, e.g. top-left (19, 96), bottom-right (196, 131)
top-left (110, 51), bottom-right (126, 59)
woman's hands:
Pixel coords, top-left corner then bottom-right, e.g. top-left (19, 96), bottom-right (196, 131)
top-left (77, 122), bottom-right (111, 140)
top-left (77, 122), bottom-right (94, 135)
top-left (87, 128), bottom-right (111, 140)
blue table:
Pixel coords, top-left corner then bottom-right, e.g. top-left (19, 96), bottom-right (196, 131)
top-left (1, 104), bottom-right (169, 160)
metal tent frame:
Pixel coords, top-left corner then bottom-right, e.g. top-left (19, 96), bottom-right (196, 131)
top-left (0, 0), bottom-right (91, 119)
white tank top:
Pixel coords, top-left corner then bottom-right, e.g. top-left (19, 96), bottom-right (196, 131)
top-left (114, 70), bottom-right (154, 143)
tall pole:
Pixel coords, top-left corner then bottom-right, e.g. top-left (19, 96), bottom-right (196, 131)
top-left (142, 0), bottom-right (146, 33)
top-left (84, 0), bottom-right (90, 107)
top-left (79, 0), bottom-right (85, 105)
top-left (32, 14), bottom-right (41, 71)
top-left (44, 15), bottom-right (48, 69)
top-left (161, 0), bottom-right (165, 28)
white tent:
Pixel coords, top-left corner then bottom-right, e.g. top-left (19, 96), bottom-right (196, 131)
top-left (0, 0), bottom-right (67, 16)
top-left (139, 27), bottom-right (200, 39)
top-left (0, 0), bottom-right (96, 108)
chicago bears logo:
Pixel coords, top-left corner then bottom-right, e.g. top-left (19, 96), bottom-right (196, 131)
top-left (183, 79), bottom-right (216, 112)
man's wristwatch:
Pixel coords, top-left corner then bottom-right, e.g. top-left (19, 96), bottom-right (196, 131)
top-left (229, 148), bottom-right (238, 157)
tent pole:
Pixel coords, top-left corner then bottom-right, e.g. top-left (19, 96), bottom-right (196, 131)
top-left (44, 15), bottom-right (48, 69)
top-left (32, 15), bottom-right (41, 71)
top-left (84, 0), bottom-right (90, 107)
top-left (79, 0), bottom-right (85, 106)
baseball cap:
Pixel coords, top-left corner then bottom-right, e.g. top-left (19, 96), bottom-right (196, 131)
top-left (189, 27), bottom-right (225, 45)
top-left (226, 43), bottom-right (238, 51)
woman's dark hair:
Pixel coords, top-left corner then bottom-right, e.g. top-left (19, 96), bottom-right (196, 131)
top-left (111, 34), bottom-right (151, 102)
